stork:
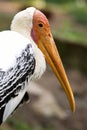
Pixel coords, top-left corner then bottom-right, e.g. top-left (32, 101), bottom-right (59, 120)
top-left (0, 7), bottom-right (75, 124)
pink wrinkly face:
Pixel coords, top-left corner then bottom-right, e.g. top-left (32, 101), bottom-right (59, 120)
top-left (31, 9), bottom-right (51, 45)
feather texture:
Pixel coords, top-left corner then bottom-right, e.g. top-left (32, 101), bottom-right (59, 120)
top-left (0, 31), bottom-right (35, 124)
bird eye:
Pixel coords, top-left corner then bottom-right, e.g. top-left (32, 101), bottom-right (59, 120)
top-left (38, 23), bottom-right (43, 27)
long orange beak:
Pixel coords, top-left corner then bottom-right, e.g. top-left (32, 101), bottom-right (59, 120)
top-left (38, 32), bottom-right (75, 112)
top-left (32, 9), bottom-right (75, 112)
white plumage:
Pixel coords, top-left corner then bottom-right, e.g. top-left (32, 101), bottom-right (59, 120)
top-left (0, 31), bottom-right (32, 123)
top-left (0, 31), bottom-right (31, 71)
top-left (0, 7), bottom-right (46, 124)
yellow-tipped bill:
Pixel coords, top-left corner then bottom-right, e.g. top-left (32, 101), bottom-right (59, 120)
top-left (32, 9), bottom-right (75, 112)
top-left (38, 34), bottom-right (75, 112)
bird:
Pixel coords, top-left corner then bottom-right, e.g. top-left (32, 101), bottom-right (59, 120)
top-left (0, 7), bottom-right (75, 124)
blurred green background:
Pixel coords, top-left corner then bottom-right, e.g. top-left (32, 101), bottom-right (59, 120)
top-left (0, 0), bottom-right (87, 130)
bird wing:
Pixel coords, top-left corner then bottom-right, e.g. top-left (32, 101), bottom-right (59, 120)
top-left (0, 31), bottom-right (35, 124)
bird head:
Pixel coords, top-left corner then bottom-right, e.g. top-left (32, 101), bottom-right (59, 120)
top-left (11, 7), bottom-right (75, 112)
top-left (31, 8), bottom-right (75, 112)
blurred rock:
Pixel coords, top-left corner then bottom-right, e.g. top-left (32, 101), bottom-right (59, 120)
top-left (29, 81), bottom-right (69, 119)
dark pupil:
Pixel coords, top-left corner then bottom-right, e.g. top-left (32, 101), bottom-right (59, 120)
top-left (39, 23), bottom-right (43, 27)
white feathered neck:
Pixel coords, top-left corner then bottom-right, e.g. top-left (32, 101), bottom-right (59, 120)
top-left (11, 7), bottom-right (46, 80)
top-left (11, 7), bottom-right (35, 39)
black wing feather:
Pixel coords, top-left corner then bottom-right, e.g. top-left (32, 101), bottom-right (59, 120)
top-left (0, 44), bottom-right (35, 124)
